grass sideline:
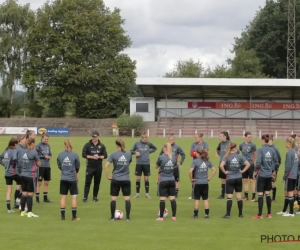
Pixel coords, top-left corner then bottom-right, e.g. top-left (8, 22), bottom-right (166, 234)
top-left (0, 136), bottom-right (299, 250)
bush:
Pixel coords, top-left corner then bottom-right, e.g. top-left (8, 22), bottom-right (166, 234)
top-left (117, 114), bottom-right (144, 136)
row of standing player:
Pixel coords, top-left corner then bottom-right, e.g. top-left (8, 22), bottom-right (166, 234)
top-left (1, 130), bottom-right (298, 220)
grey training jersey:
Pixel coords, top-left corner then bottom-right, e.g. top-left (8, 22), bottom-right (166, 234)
top-left (0, 149), bottom-right (17, 177)
top-left (239, 142), bottom-right (256, 164)
top-left (16, 144), bottom-right (25, 175)
top-left (159, 143), bottom-right (186, 165)
top-left (191, 141), bottom-right (209, 159)
top-left (283, 149), bottom-right (299, 180)
top-left (107, 150), bottom-right (132, 181)
top-left (156, 154), bottom-right (177, 182)
top-left (20, 150), bottom-right (40, 178)
top-left (269, 144), bottom-right (281, 168)
top-left (256, 145), bottom-right (278, 178)
top-left (191, 159), bottom-right (213, 184)
top-left (222, 153), bottom-right (246, 180)
top-left (36, 142), bottom-right (52, 168)
top-left (130, 141), bottom-right (157, 165)
top-left (57, 151), bottom-right (80, 182)
top-left (217, 140), bottom-right (231, 162)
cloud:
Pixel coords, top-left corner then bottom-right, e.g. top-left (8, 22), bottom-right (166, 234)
top-left (16, 0), bottom-right (264, 77)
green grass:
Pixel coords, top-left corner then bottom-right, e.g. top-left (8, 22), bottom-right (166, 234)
top-left (0, 136), bottom-right (299, 249)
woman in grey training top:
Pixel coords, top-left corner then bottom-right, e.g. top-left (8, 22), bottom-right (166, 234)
top-left (156, 142), bottom-right (177, 221)
top-left (277, 136), bottom-right (298, 217)
top-left (57, 139), bottom-right (80, 221)
top-left (220, 143), bottom-right (250, 219)
top-left (20, 138), bottom-right (41, 218)
top-left (105, 139), bottom-right (132, 221)
top-left (0, 138), bottom-right (20, 213)
top-left (189, 148), bottom-right (216, 219)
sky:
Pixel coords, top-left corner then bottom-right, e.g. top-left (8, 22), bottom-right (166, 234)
top-left (15, 0), bottom-right (265, 77)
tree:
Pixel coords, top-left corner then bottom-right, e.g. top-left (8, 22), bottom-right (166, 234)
top-left (0, 0), bottom-right (33, 117)
top-left (165, 59), bottom-right (206, 77)
top-left (232, 0), bottom-right (300, 78)
top-left (23, 0), bottom-right (136, 118)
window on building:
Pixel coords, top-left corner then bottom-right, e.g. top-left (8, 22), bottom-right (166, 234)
top-left (136, 103), bottom-right (149, 112)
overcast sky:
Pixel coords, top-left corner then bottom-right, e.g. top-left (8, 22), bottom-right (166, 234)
top-left (15, 0), bottom-right (265, 77)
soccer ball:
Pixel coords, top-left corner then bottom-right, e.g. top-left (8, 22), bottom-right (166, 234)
top-left (114, 210), bottom-right (124, 220)
top-left (19, 205), bottom-right (28, 213)
top-left (157, 208), bottom-right (168, 218)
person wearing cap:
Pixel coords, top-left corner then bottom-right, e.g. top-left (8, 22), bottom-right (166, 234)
top-left (82, 131), bottom-right (107, 202)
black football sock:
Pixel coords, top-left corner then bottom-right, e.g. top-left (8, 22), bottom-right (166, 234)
top-left (244, 192), bottom-right (248, 198)
top-left (252, 193), bottom-right (256, 200)
top-left (289, 196), bottom-right (294, 214)
top-left (27, 196), bottom-right (33, 212)
top-left (21, 195), bottom-right (27, 211)
top-left (136, 180), bottom-right (140, 194)
top-left (175, 188), bottom-right (179, 198)
top-left (36, 193), bottom-right (40, 202)
top-left (6, 200), bottom-right (10, 210)
top-left (125, 200), bottom-right (131, 219)
top-left (226, 198), bottom-right (232, 216)
top-left (294, 195), bottom-right (297, 201)
top-left (145, 180), bottom-right (149, 194)
top-left (194, 209), bottom-right (198, 216)
top-left (283, 196), bottom-right (289, 212)
top-left (61, 208), bottom-right (65, 218)
top-left (205, 208), bottom-right (209, 215)
top-left (170, 199), bottom-right (176, 217)
top-left (43, 192), bottom-right (48, 200)
top-left (237, 199), bottom-right (243, 216)
top-left (221, 184), bottom-right (225, 197)
top-left (159, 200), bottom-right (165, 218)
top-left (110, 200), bottom-right (116, 219)
top-left (272, 187), bottom-right (276, 200)
top-left (266, 194), bottom-right (271, 214)
top-left (298, 194), bottom-right (300, 208)
top-left (14, 190), bottom-right (20, 202)
top-left (72, 207), bottom-right (77, 218)
top-left (258, 195), bottom-right (263, 216)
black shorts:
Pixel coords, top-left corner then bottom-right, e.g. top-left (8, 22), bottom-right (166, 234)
top-left (158, 181), bottom-right (175, 197)
top-left (21, 176), bottom-right (35, 192)
top-left (38, 167), bottom-right (51, 181)
top-left (174, 168), bottom-right (180, 182)
top-left (271, 169), bottom-right (278, 182)
top-left (284, 179), bottom-right (296, 192)
top-left (60, 180), bottom-right (78, 195)
top-left (242, 164), bottom-right (254, 179)
top-left (226, 178), bottom-right (243, 194)
top-left (110, 180), bottom-right (131, 197)
top-left (297, 175), bottom-right (300, 190)
top-left (135, 164), bottom-right (150, 176)
top-left (256, 176), bottom-right (272, 192)
top-left (194, 184), bottom-right (209, 200)
top-left (5, 175), bottom-right (21, 185)
top-left (219, 167), bottom-right (226, 179)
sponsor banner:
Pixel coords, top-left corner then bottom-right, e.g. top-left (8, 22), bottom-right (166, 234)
top-left (37, 127), bottom-right (70, 136)
top-left (5, 127), bottom-right (37, 134)
top-left (0, 127), bottom-right (6, 134)
top-left (188, 102), bottom-right (300, 110)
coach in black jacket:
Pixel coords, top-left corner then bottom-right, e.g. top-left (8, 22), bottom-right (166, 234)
top-left (82, 131), bottom-right (107, 202)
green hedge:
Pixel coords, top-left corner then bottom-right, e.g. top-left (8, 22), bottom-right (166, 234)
top-left (116, 114), bottom-right (144, 136)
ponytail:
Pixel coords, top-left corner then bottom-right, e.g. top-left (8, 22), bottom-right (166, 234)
top-left (26, 138), bottom-right (35, 150)
top-left (25, 130), bottom-right (35, 139)
top-left (164, 142), bottom-right (172, 160)
top-left (64, 139), bottom-right (72, 152)
top-left (262, 134), bottom-right (270, 143)
top-left (196, 147), bottom-right (209, 161)
top-left (6, 137), bottom-right (18, 150)
top-left (225, 143), bottom-right (236, 158)
top-left (116, 139), bottom-right (125, 152)
top-left (286, 136), bottom-right (296, 149)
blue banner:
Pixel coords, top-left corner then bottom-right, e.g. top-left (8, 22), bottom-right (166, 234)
top-left (37, 127), bottom-right (70, 136)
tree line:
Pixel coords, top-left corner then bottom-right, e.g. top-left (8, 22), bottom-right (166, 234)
top-left (0, 0), bottom-right (298, 118)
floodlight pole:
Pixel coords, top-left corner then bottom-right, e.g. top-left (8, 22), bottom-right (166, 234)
top-left (287, 0), bottom-right (296, 79)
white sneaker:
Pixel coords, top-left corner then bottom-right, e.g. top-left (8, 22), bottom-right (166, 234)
top-left (7, 210), bottom-right (15, 214)
top-left (295, 211), bottom-right (300, 215)
top-left (276, 211), bottom-right (287, 215)
top-left (16, 198), bottom-right (20, 204)
top-left (27, 212), bottom-right (39, 218)
top-left (133, 194), bottom-right (140, 198)
top-left (146, 194), bottom-right (151, 199)
top-left (188, 197), bottom-right (192, 199)
top-left (282, 213), bottom-right (295, 217)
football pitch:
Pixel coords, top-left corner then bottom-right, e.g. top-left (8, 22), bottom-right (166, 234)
top-left (0, 136), bottom-right (299, 250)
